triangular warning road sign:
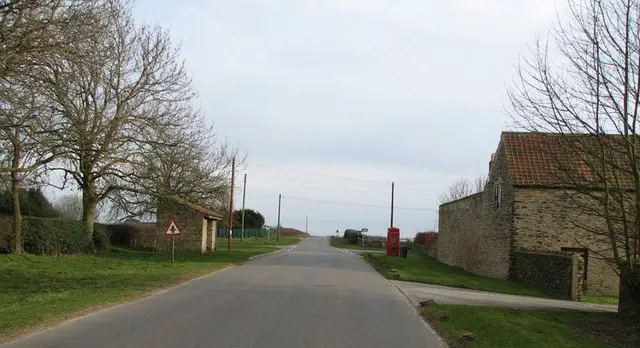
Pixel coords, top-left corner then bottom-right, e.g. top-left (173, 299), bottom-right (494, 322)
top-left (164, 219), bottom-right (182, 236)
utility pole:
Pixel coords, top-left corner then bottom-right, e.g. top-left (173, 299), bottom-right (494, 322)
top-left (390, 181), bottom-right (395, 228)
top-left (305, 216), bottom-right (308, 235)
top-left (277, 194), bottom-right (281, 242)
top-left (241, 173), bottom-right (247, 242)
top-left (227, 157), bottom-right (235, 251)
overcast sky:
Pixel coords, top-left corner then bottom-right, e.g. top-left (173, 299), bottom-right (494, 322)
top-left (130, 0), bottom-right (562, 236)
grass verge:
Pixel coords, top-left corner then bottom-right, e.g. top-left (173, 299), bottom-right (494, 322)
top-left (329, 236), bottom-right (384, 251)
top-left (218, 235), bottom-right (301, 247)
top-left (0, 239), bottom-right (285, 342)
top-left (363, 251), bottom-right (554, 298)
top-left (422, 304), bottom-right (638, 348)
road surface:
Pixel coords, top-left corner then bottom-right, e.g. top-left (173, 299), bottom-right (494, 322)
top-left (3, 237), bottom-right (444, 348)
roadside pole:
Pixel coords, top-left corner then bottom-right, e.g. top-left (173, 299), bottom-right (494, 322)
top-left (241, 173), bottom-right (246, 242)
top-left (305, 216), bottom-right (308, 234)
top-left (164, 219), bottom-right (181, 264)
top-left (171, 235), bottom-right (175, 264)
top-left (228, 157), bottom-right (236, 252)
top-left (390, 181), bottom-right (395, 228)
top-left (277, 194), bottom-right (281, 242)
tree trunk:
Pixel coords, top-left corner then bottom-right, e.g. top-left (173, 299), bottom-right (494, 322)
top-left (618, 266), bottom-right (640, 320)
top-left (10, 126), bottom-right (23, 254)
top-left (10, 173), bottom-right (23, 254)
top-left (82, 190), bottom-right (98, 240)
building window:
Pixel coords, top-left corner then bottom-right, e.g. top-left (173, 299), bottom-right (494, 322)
top-left (494, 184), bottom-right (502, 209)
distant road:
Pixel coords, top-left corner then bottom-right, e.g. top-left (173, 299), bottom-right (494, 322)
top-left (3, 237), bottom-right (443, 348)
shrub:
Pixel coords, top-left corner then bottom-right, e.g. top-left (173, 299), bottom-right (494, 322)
top-left (414, 232), bottom-right (427, 245)
top-left (23, 217), bottom-right (90, 255)
top-left (93, 223), bottom-right (111, 252)
top-left (344, 230), bottom-right (360, 245)
top-left (425, 232), bottom-right (438, 247)
top-left (414, 231), bottom-right (438, 247)
top-left (0, 216), bottom-right (11, 253)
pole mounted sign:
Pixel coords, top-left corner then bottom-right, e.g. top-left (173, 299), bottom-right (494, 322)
top-left (164, 220), bottom-right (182, 236)
top-left (164, 219), bottom-right (182, 264)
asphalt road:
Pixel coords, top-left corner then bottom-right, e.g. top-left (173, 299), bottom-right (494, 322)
top-left (4, 237), bottom-right (444, 348)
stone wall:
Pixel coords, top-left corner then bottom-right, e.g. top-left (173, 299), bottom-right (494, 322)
top-left (512, 188), bottom-right (620, 296)
top-left (437, 142), bottom-right (514, 279)
top-left (510, 251), bottom-right (583, 300)
top-left (156, 200), bottom-right (205, 252)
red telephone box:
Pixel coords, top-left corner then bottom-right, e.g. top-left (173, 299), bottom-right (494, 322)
top-left (386, 227), bottom-right (400, 257)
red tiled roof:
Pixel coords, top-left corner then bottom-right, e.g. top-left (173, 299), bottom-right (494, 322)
top-left (500, 132), bottom-right (635, 189)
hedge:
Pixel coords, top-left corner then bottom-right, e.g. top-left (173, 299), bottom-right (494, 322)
top-left (23, 217), bottom-right (91, 255)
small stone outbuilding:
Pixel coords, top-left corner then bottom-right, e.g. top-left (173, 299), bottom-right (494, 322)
top-left (156, 198), bottom-right (222, 253)
top-left (438, 132), bottom-right (621, 299)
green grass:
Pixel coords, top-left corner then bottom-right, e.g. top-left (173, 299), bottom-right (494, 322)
top-left (0, 239), bottom-right (285, 342)
top-left (219, 235), bottom-right (301, 247)
top-left (581, 296), bottom-right (619, 305)
top-left (363, 251), bottom-right (555, 299)
top-left (422, 304), bottom-right (632, 348)
top-left (329, 236), bottom-right (384, 251)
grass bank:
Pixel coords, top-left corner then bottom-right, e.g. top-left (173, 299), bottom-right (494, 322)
top-left (329, 236), bottom-right (384, 251)
top-left (363, 251), bottom-right (554, 298)
top-left (423, 304), bottom-right (638, 348)
top-left (0, 238), bottom-right (288, 342)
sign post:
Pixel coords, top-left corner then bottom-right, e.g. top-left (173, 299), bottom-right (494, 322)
top-left (164, 219), bottom-right (182, 264)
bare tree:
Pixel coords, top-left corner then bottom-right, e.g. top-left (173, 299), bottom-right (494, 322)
top-left (54, 193), bottom-right (83, 220)
top-left (475, 175), bottom-right (488, 193)
top-left (36, 1), bottom-right (201, 237)
top-left (0, 79), bottom-right (61, 253)
top-left (0, 1), bottom-right (104, 81)
top-left (108, 118), bottom-right (240, 221)
top-left (0, 1), bottom-right (106, 253)
top-left (508, 0), bottom-right (640, 317)
top-left (439, 176), bottom-right (485, 204)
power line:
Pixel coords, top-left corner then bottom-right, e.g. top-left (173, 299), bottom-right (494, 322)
top-left (282, 195), bottom-right (436, 212)
top-left (250, 178), bottom-right (443, 195)
top-left (253, 164), bottom-right (391, 185)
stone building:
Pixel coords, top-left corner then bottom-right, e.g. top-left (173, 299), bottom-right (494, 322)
top-left (156, 198), bottom-right (222, 253)
top-left (438, 132), bottom-right (620, 298)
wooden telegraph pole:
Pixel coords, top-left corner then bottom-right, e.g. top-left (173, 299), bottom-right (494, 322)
top-left (228, 157), bottom-right (236, 251)
top-left (277, 194), bottom-right (281, 242)
top-left (241, 173), bottom-right (247, 242)
top-left (390, 181), bottom-right (395, 228)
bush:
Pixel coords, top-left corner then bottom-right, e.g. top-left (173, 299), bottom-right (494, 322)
top-left (344, 230), bottom-right (360, 245)
top-left (0, 188), bottom-right (60, 218)
top-left (414, 231), bottom-right (438, 247)
top-left (93, 223), bottom-right (111, 252)
top-left (23, 217), bottom-right (90, 255)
